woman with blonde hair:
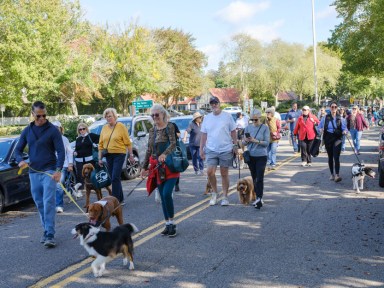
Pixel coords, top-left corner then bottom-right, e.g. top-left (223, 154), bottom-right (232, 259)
top-left (74, 122), bottom-right (99, 194)
top-left (98, 108), bottom-right (134, 204)
top-left (141, 104), bottom-right (179, 237)
top-left (264, 107), bottom-right (281, 170)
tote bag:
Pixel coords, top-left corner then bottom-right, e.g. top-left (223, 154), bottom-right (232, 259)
top-left (165, 139), bottom-right (189, 173)
top-left (91, 165), bottom-right (112, 189)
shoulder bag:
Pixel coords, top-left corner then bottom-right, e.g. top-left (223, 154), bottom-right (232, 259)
top-left (164, 125), bottom-right (189, 173)
top-left (87, 134), bottom-right (99, 162)
top-left (91, 165), bottom-right (112, 189)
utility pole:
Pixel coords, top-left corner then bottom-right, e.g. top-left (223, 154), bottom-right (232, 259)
top-left (311, 0), bottom-right (319, 105)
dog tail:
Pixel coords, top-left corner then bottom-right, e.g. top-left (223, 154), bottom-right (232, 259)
top-left (122, 223), bottom-right (139, 234)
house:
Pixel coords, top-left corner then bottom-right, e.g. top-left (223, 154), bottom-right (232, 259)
top-left (197, 88), bottom-right (241, 110)
top-left (275, 91), bottom-right (298, 106)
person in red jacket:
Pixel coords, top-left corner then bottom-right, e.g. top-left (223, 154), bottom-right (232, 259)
top-left (294, 106), bottom-right (320, 167)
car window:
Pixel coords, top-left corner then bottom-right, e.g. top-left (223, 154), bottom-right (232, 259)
top-left (143, 119), bottom-right (153, 133)
top-left (0, 139), bottom-right (13, 162)
top-left (133, 120), bottom-right (144, 137)
top-left (170, 118), bottom-right (192, 131)
top-left (118, 119), bottom-right (132, 135)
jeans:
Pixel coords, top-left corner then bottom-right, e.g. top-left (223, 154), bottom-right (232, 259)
top-left (267, 142), bottom-right (278, 165)
top-left (325, 139), bottom-right (342, 175)
top-left (158, 177), bottom-right (177, 220)
top-left (106, 153), bottom-right (126, 202)
top-left (300, 138), bottom-right (314, 163)
top-left (56, 168), bottom-right (70, 208)
top-left (29, 171), bottom-right (57, 237)
top-left (190, 145), bottom-right (204, 172)
top-left (349, 129), bottom-right (363, 151)
top-left (248, 156), bottom-right (267, 198)
top-left (290, 131), bottom-right (298, 152)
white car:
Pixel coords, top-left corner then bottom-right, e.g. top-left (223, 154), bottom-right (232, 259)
top-left (223, 106), bottom-right (242, 113)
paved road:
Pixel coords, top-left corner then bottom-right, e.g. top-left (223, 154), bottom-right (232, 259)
top-left (1, 128), bottom-right (383, 288)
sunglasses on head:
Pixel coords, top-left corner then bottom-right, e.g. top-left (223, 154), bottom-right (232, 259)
top-left (35, 114), bottom-right (46, 119)
top-left (151, 113), bottom-right (160, 118)
top-left (78, 128), bottom-right (86, 131)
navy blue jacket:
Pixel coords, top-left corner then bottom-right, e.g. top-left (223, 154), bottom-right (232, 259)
top-left (15, 121), bottom-right (65, 173)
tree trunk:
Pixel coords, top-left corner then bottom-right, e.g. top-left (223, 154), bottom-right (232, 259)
top-left (69, 93), bottom-right (78, 116)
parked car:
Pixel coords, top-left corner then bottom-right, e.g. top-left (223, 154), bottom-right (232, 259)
top-left (279, 113), bottom-right (289, 136)
top-left (0, 136), bottom-right (31, 213)
top-left (87, 114), bottom-right (154, 180)
top-left (223, 106), bottom-right (242, 113)
top-left (169, 115), bottom-right (193, 159)
top-left (78, 115), bottom-right (96, 124)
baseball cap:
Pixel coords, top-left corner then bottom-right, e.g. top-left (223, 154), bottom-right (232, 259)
top-left (52, 120), bottom-right (62, 127)
top-left (209, 96), bottom-right (220, 104)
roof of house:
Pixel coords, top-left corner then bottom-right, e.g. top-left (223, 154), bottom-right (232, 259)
top-left (276, 91), bottom-right (298, 101)
top-left (209, 88), bottom-right (240, 103)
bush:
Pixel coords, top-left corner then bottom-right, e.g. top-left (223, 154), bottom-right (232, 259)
top-left (0, 126), bottom-right (26, 136)
top-left (58, 117), bottom-right (86, 142)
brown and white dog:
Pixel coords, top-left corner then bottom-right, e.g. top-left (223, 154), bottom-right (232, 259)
top-left (82, 163), bottom-right (112, 209)
top-left (204, 177), bottom-right (213, 195)
top-left (87, 196), bottom-right (124, 232)
top-left (237, 176), bottom-right (256, 205)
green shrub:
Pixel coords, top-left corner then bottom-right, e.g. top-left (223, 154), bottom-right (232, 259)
top-left (58, 117), bottom-right (85, 142)
top-left (0, 126), bottom-right (26, 136)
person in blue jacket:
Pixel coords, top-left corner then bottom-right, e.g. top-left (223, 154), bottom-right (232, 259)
top-left (15, 101), bottom-right (65, 248)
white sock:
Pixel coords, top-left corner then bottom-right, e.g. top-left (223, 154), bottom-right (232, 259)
top-left (168, 220), bottom-right (174, 225)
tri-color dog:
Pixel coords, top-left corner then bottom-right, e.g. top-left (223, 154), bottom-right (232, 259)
top-left (351, 163), bottom-right (376, 193)
top-left (71, 222), bottom-right (139, 277)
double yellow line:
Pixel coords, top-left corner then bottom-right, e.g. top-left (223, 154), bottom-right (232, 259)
top-left (30, 154), bottom-right (299, 287)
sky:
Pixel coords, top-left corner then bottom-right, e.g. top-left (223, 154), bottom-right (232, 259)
top-left (79, 0), bottom-right (341, 70)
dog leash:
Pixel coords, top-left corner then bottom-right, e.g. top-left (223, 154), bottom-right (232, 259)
top-left (345, 134), bottom-right (362, 164)
top-left (18, 165), bottom-right (89, 218)
top-left (126, 162), bottom-right (161, 198)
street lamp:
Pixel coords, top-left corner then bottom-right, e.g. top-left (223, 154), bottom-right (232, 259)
top-left (0, 104), bottom-right (5, 127)
top-left (311, 0), bottom-right (319, 105)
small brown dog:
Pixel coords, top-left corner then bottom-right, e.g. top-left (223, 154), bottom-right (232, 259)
top-left (204, 177), bottom-right (213, 195)
top-left (87, 195), bottom-right (124, 231)
top-left (237, 176), bottom-right (256, 205)
top-left (82, 163), bottom-right (112, 209)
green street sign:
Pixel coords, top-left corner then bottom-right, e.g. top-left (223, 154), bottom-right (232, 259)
top-left (132, 100), bottom-right (153, 109)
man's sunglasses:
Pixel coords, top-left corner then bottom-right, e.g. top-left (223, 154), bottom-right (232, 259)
top-left (151, 113), bottom-right (160, 118)
top-left (34, 114), bottom-right (46, 119)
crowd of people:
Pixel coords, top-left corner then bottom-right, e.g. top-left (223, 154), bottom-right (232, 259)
top-left (14, 99), bottom-right (375, 246)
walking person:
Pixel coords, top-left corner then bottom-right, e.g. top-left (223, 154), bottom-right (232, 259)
top-left (183, 112), bottom-right (204, 175)
top-left (52, 121), bottom-right (74, 213)
top-left (317, 107), bottom-right (327, 153)
top-left (73, 123), bottom-right (99, 196)
top-left (293, 106), bottom-right (319, 167)
top-left (346, 105), bottom-right (369, 155)
top-left (98, 108), bottom-right (134, 204)
top-left (264, 107), bottom-right (281, 170)
top-left (141, 104), bottom-right (180, 237)
top-left (285, 102), bottom-right (301, 154)
top-left (243, 109), bottom-right (270, 209)
top-left (15, 101), bottom-right (65, 247)
top-left (200, 96), bottom-right (238, 206)
top-left (318, 101), bottom-right (348, 182)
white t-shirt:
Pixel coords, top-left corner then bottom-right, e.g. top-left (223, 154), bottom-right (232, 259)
top-left (201, 111), bottom-right (237, 152)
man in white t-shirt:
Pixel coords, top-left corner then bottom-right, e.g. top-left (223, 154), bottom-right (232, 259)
top-left (200, 96), bottom-right (238, 206)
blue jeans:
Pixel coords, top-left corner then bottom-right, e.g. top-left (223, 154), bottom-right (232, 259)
top-left (248, 156), bottom-right (267, 198)
top-left (29, 171), bottom-right (57, 237)
top-left (56, 168), bottom-right (70, 208)
top-left (349, 129), bottom-right (363, 151)
top-left (190, 145), bottom-right (204, 172)
top-left (158, 177), bottom-right (177, 220)
top-left (106, 153), bottom-right (126, 202)
top-left (290, 131), bottom-right (298, 152)
top-left (267, 142), bottom-right (278, 165)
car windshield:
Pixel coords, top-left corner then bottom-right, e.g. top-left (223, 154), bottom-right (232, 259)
top-left (0, 139), bottom-right (13, 162)
top-left (170, 118), bottom-right (192, 130)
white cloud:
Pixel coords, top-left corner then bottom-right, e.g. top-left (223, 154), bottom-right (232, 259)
top-left (237, 20), bottom-right (284, 42)
top-left (216, 1), bottom-right (270, 24)
top-left (316, 6), bottom-right (336, 20)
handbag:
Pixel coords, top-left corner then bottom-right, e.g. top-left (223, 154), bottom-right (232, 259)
top-left (87, 135), bottom-right (99, 162)
top-left (243, 150), bottom-right (251, 164)
top-left (163, 125), bottom-right (189, 173)
top-left (90, 165), bottom-right (112, 189)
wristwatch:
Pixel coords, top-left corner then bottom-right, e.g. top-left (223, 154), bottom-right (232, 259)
top-left (55, 167), bottom-right (62, 172)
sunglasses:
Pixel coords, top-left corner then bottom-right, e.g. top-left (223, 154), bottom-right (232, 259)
top-left (352, 108), bottom-right (357, 110)
top-left (210, 102), bottom-right (219, 105)
top-left (331, 106), bottom-right (338, 108)
top-left (251, 118), bottom-right (259, 122)
top-left (35, 114), bottom-right (46, 119)
top-left (151, 113), bottom-right (160, 118)
top-left (78, 128), bottom-right (86, 131)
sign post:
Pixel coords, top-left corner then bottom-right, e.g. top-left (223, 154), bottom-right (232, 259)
top-left (261, 101), bottom-right (268, 111)
top-left (0, 104), bottom-right (4, 127)
top-left (132, 100), bottom-right (153, 111)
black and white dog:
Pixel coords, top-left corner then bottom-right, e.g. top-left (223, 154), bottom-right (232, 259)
top-left (351, 163), bottom-right (376, 193)
top-left (71, 222), bottom-right (139, 277)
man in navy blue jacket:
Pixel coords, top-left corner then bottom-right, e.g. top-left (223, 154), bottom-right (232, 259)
top-left (15, 101), bottom-right (65, 248)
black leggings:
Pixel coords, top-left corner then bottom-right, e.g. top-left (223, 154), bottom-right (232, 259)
top-left (248, 156), bottom-right (268, 198)
top-left (325, 140), bottom-right (342, 175)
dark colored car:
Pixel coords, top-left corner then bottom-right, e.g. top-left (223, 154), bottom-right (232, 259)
top-left (0, 136), bottom-right (31, 213)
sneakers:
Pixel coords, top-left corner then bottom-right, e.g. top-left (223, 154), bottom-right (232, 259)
top-left (307, 163), bottom-right (312, 167)
top-left (198, 170), bottom-right (205, 176)
top-left (168, 224), bottom-right (177, 237)
top-left (209, 193), bottom-right (217, 206)
top-left (301, 162), bottom-right (307, 167)
top-left (195, 171), bottom-right (199, 175)
top-left (160, 225), bottom-right (169, 236)
top-left (56, 207), bottom-right (64, 213)
top-left (334, 175), bottom-right (342, 182)
top-left (254, 197), bottom-right (263, 209)
top-left (329, 175), bottom-right (335, 181)
top-left (44, 235), bottom-right (56, 248)
top-left (174, 184), bottom-right (180, 192)
top-left (220, 197), bottom-right (229, 206)
top-left (40, 232), bottom-right (47, 244)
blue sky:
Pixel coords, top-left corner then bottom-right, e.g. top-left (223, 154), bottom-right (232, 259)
top-left (79, 0), bottom-right (340, 70)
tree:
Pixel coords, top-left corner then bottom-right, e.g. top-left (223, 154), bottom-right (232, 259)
top-left (329, 0), bottom-right (384, 76)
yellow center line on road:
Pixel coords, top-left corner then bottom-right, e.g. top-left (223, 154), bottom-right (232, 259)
top-left (30, 153), bottom-right (300, 287)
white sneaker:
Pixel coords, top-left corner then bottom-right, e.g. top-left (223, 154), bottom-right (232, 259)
top-left (301, 162), bottom-right (307, 167)
top-left (307, 163), bottom-right (312, 167)
top-left (209, 193), bottom-right (217, 206)
top-left (220, 197), bottom-right (229, 206)
top-left (199, 170), bottom-right (205, 176)
top-left (56, 207), bottom-right (64, 213)
top-left (254, 197), bottom-right (263, 209)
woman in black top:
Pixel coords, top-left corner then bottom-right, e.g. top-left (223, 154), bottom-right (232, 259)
top-left (74, 122), bottom-right (99, 193)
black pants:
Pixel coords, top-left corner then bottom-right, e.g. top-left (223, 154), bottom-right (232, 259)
top-left (248, 156), bottom-right (267, 198)
top-left (300, 138), bottom-right (314, 163)
top-left (325, 139), bottom-right (342, 175)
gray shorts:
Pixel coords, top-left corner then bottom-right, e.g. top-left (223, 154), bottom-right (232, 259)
top-left (205, 148), bottom-right (233, 168)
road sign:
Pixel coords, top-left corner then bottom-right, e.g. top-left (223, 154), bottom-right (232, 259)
top-left (0, 104), bottom-right (4, 112)
top-left (249, 99), bottom-right (254, 110)
top-left (261, 101), bottom-right (268, 109)
top-left (132, 100), bottom-right (153, 109)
